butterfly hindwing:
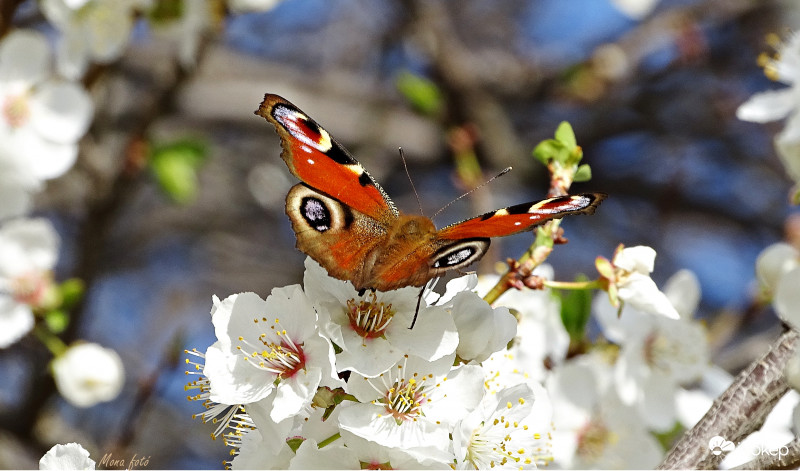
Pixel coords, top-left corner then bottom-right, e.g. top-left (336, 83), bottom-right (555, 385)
top-left (256, 94), bottom-right (398, 222)
top-left (436, 193), bottom-right (606, 240)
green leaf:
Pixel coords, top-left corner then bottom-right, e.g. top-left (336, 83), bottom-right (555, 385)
top-left (396, 71), bottom-right (443, 116)
top-left (558, 274), bottom-right (592, 342)
top-left (532, 139), bottom-right (562, 165)
top-left (554, 121), bottom-right (577, 150)
top-left (573, 163), bottom-right (592, 182)
top-left (44, 310), bottom-right (69, 334)
top-left (150, 138), bottom-right (207, 204)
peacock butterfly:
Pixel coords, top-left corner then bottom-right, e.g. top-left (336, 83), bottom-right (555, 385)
top-left (255, 94), bottom-right (605, 293)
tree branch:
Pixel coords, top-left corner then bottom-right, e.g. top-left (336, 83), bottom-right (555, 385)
top-left (658, 328), bottom-right (800, 470)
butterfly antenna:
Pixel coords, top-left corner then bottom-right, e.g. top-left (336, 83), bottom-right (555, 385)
top-left (400, 147), bottom-right (424, 216)
top-left (432, 166), bottom-right (513, 220)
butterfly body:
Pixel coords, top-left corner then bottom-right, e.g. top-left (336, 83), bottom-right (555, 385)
top-left (257, 94), bottom-right (605, 292)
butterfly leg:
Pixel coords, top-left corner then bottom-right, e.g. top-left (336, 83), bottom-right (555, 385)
top-left (409, 286), bottom-right (425, 329)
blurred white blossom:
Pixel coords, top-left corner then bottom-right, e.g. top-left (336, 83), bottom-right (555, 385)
top-left (737, 32), bottom-right (800, 193)
top-left (41, 0), bottom-right (148, 79)
top-left (39, 442), bottom-right (95, 470)
top-left (52, 342), bottom-right (124, 407)
top-left (0, 218), bottom-right (59, 348)
top-left (756, 242), bottom-right (800, 329)
top-left (0, 30), bottom-right (93, 185)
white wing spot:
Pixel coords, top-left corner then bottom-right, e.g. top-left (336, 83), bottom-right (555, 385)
top-left (345, 163), bottom-right (364, 176)
top-left (307, 158), bottom-right (315, 165)
top-left (514, 221), bottom-right (521, 226)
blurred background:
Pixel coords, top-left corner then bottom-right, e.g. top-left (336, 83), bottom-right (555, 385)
top-left (1, 0), bottom-right (798, 468)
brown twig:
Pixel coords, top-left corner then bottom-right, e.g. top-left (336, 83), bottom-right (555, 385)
top-left (658, 328), bottom-right (800, 470)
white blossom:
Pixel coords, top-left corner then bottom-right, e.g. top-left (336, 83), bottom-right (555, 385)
top-left (40, 0), bottom-right (147, 80)
top-left (596, 244), bottom-right (680, 319)
top-left (339, 354), bottom-right (483, 464)
top-left (452, 383), bottom-right (553, 469)
top-left (0, 218), bottom-right (59, 348)
top-left (303, 258), bottom-right (458, 377)
top-left (0, 30), bottom-right (93, 184)
top-left (737, 32), bottom-right (800, 190)
top-left (755, 242), bottom-right (800, 330)
top-left (39, 443), bottom-right (95, 470)
top-left (203, 288), bottom-right (341, 423)
top-left (52, 342), bottom-right (125, 407)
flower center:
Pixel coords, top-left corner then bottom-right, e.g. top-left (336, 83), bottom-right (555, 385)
top-left (10, 271), bottom-right (48, 306)
top-left (382, 377), bottom-right (426, 422)
top-left (576, 419), bottom-right (612, 461)
top-left (3, 93), bottom-right (30, 128)
top-left (346, 292), bottom-right (394, 339)
top-left (238, 321), bottom-right (306, 380)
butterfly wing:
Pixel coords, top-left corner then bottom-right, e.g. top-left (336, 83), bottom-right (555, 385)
top-left (256, 94), bottom-right (398, 221)
top-left (436, 193), bottom-right (606, 240)
top-left (285, 183), bottom-right (389, 290)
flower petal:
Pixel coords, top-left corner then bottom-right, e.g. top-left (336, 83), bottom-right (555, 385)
top-left (736, 88), bottom-right (798, 123)
top-left (0, 30), bottom-right (50, 85)
top-left (29, 81), bottom-right (93, 144)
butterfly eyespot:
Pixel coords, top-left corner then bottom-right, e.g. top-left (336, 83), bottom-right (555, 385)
top-left (431, 239), bottom-right (490, 270)
top-left (300, 197), bottom-right (332, 232)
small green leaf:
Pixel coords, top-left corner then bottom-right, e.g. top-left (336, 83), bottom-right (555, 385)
top-left (554, 121), bottom-right (577, 150)
top-left (396, 71), bottom-right (443, 116)
top-left (532, 139), bottom-right (562, 165)
top-left (44, 310), bottom-right (69, 334)
top-left (573, 163), bottom-right (592, 182)
top-left (557, 275), bottom-right (592, 342)
top-left (150, 138), bottom-right (207, 204)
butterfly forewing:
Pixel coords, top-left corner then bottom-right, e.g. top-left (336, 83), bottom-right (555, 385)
top-left (256, 94), bottom-right (398, 222)
top-left (436, 193), bottom-right (606, 240)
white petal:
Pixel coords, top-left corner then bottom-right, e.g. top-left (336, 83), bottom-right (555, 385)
top-left (640, 374), bottom-right (677, 431)
top-left (619, 273), bottom-right (680, 319)
top-left (55, 31), bottom-right (90, 80)
top-left (609, 0), bottom-right (659, 19)
top-left (755, 243), bottom-right (799, 292)
top-left (663, 269), bottom-right (701, 319)
top-left (776, 118), bottom-right (800, 182)
top-left (39, 443), bottom-right (95, 470)
top-left (83, 0), bottom-right (134, 62)
top-left (12, 127), bottom-right (79, 180)
top-left (29, 81), bottom-right (93, 144)
top-left (203, 343), bottom-right (275, 404)
top-left (614, 246), bottom-right (656, 274)
top-left (289, 440), bottom-right (360, 470)
top-left (736, 88), bottom-right (798, 123)
top-left (0, 217), bottom-right (59, 276)
top-left (387, 305), bottom-right (458, 362)
top-left (775, 267), bottom-right (800, 331)
top-left (0, 296), bottom-right (33, 348)
top-left (271, 367), bottom-right (321, 423)
top-left (336, 329), bottom-right (399, 378)
top-left (0, 30), bottom-right (50, 85)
